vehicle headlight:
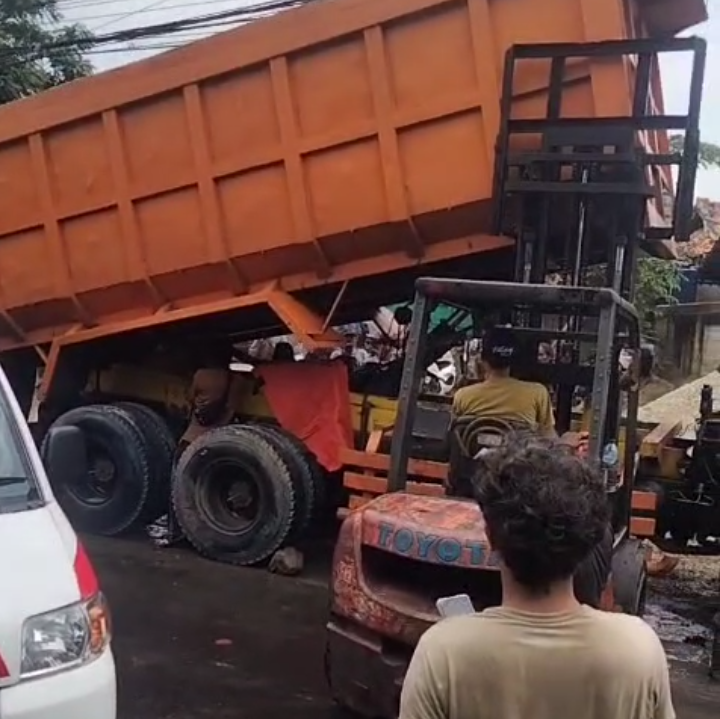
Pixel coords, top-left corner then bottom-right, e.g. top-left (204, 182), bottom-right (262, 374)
top-left (20, 593), bottom-right (111, 679)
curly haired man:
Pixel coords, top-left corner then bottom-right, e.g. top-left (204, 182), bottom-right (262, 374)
top-left (399, 435), bottom-right (673, 719)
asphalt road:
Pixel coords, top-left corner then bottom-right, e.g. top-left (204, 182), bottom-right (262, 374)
top-left (86, 536), bottom-right (720, 719)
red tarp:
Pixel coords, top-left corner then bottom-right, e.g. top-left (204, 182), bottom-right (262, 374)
top-left (255, 361), bottom-right (353, 471)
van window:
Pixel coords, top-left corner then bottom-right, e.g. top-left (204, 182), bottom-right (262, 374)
top-left (0, 390), bottom-right (40, 513)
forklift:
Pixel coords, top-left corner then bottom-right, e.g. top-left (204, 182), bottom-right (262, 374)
top-left (325, 35), bottom-right (705, 719)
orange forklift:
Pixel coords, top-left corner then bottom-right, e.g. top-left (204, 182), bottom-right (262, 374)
top-left (325, 34), bottom-right (706, 718)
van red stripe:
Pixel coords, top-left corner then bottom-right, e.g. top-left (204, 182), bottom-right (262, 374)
top-left (74, 541), bottom-right (99, 600)
top-left (0, 651), bottom-right (9, 678)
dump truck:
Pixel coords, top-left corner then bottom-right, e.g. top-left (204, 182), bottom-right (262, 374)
top-left (0, 0), bottom-right (708, 560)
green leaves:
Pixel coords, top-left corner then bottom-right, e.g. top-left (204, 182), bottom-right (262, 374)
top-left (669, 134), bottom-right (720, 169)
top-left (634, 256), bottom-right (682, 341)
top-left (0, 0), bottom-right (92, 104)
top-left (585, 257), bottom-right (681, 341)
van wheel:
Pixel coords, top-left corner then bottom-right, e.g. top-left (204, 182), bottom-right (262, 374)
top-left (42, 404), bottom-right (152, 536)
top-left (172, 425), bottom-right (296, 566)
top-left (116, 402), bottom-right (175, 521)
top-left (244, 423), bottom-right (315, 541)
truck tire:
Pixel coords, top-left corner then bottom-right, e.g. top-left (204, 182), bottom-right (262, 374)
top-left (244, 424), bottom-right (315, 542)
top-left (42, 404), bottom-right (152, 536)
top-left (172, 424), bottom-right (296, 566)
top-left (115, 402), bottom-right (175, 521)
top-left (263, 426), bottom-right (328, 526)
top-left (305, 448), bottom-right (327, 525)
top-left (611, 537), bottom-right (648, 616)
top-left (268, 428), bottom-right (327, 524)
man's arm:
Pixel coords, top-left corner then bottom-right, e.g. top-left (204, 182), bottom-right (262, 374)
top-left (451, 387), bottom-right (467, 420)
top-left (536, 386), bottom-right (557, 437)
top-left (399, 633), bottom-right (449, 719)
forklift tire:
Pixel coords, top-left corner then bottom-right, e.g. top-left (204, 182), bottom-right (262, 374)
top-left (611, 537), bottom-right (648, 617)
top-left (115, 403), bottom-right (176, 522)
top-left (42, 404), bottom-right (152, 536)
top-left (243, 424), bottom-right (316, 542)
top-left (172, 424), bottom-right (296, 566)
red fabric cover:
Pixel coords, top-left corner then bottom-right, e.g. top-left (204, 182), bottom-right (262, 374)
top-left (256, 361), bottom-right (353, 471)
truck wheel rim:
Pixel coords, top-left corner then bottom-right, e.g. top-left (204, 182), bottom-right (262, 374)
top-left (195, 458), bottom-right (267, 535)
top-left (69, 443), bottom-right (117, 506)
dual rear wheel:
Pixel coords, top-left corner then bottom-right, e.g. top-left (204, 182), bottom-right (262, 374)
top-left (43, 405), bottom-right (325, 565)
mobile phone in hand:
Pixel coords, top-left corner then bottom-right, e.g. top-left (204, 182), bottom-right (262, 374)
top-left (436, 594), bottom-right (475, 618)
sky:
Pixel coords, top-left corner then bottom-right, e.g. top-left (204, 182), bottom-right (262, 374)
top-left (57, 0), bottom-right (720, 198)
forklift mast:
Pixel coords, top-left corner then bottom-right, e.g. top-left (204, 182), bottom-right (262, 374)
top-left (487, 37), bottom-right (705, 444)
top-left (387, 37), bottom-right (706, 498)
top-left (492, 37), bottom-right (705, 291)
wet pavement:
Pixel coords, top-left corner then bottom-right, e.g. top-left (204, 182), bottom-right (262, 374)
top-left (86, 536), bottom-right (720, 719)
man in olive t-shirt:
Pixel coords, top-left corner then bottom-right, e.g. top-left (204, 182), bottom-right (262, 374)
top-left (399, 436), bottom-right (674, 719)
top-left (452, 328), bottom-right (555, 436)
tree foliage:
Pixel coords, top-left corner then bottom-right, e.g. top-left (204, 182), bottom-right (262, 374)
top-left (669, 133), bottom-right (720, 169)
top-left (635, 256), bottom-right (682, 339)
top-left (586, 256), bottom-right (681, 340)
top-left (0, 0), bottom-right (93, 104)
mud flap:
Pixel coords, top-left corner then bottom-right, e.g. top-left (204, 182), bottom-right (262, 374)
top-left (611, 537), bottom-right (647, 616)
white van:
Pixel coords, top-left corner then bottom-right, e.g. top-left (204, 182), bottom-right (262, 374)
top-left (0, 369), bottom-right (116, 718)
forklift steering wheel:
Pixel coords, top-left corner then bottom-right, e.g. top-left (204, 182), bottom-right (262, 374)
top-left (450, 415), bottom-right (518, 459)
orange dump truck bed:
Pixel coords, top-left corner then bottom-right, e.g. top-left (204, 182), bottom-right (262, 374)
top-left (0, 0), bottom-right (706, 354)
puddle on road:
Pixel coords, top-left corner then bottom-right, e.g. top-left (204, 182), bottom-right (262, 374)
top-left (644, 598), bottom-right (712, 664)
top-left (643, 553), bottom-right (719, 666)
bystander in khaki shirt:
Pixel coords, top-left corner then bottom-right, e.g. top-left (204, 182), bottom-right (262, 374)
top-left (400, 606), bottom-right (674, 719)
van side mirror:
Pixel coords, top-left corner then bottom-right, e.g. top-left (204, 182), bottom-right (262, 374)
top-left (41, 426), bottom-right (88, 489)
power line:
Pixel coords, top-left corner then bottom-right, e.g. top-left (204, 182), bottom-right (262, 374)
top-left (58, 0), bottom-right (214, 6)
top-left (90, 0), bottom-right (175, 32)
top-left (66, 1), bottom-right (252, 23)
top-left (0, 0), bottom-right (310, 59)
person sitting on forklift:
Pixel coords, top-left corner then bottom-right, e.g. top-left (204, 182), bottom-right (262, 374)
top-left (448, 326), bottom-right (611, 608)
top-left (451, 327), bottom-right (556, 436)
top-left (399, 435), bottom-right (673, 719)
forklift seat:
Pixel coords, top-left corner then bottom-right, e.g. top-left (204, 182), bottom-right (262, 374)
top-left (447, 415), bottom-right (523, 498)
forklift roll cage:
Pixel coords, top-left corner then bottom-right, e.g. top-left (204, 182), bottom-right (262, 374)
top-left (388, 278), bottom-right (642, 532)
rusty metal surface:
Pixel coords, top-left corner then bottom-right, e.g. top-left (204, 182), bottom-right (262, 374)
top-left (331, 494), bottom-right (496, 649)
top-left (360, 493), bottom-right (494, 568)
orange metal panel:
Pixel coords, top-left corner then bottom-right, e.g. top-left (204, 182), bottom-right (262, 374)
top-left (0, 0), bottom-right (685, 349)
top-left (630, 516), bottom-right (656, 538)
top-left (630, 489), bottom-right (658, 512)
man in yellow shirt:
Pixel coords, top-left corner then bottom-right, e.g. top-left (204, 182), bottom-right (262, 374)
top-left (399, 435), bottom-right (674, 719)
top-left (452, 327), bottom-right (555, 436)
top-left (449, 327), bottom-right (610, 608)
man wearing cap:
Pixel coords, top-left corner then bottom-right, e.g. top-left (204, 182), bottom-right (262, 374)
top-left (452, 327), bottom-right (556, 436)
top-left (450, 327), bottom-right (611, 608)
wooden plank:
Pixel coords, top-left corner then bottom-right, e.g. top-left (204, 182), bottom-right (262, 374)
top-left (339, 448), bottom-right (448, 481)
top-left (640, 420), bottom-right (682, 458)
top-left (344, 471), bottom-right (445, 497)
top-left (348, 494), bottom-right (372, 510)
top-left (631, 490), bottom-right (658, 512)
top-left (364, 429), bottom-right (384, 456)
top-left (630, 516), bottom-right (656, 538)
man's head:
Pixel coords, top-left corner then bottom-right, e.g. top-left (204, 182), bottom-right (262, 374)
top-left (473, 433), bottom-right (609, 595)
top-left (480, 327), bottom-right (518, 374)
